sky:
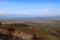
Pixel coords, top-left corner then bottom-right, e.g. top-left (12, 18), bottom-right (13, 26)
top-left (0, 0), bottom-right (60, 18)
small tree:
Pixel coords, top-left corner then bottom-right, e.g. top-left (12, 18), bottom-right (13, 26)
top-left (0, 22), bottom-right (2, 25)
top-left (33, 34), bottom-right (38, 40)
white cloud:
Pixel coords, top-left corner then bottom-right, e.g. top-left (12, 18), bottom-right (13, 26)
top-left (44, 9), bottom-right (48, 13)
top-left (0, 9), bottom-right (60, 16)
top-left (0, 11), bottom-right (22, 15)
top-left (0, 11), bottom-right (7, 14)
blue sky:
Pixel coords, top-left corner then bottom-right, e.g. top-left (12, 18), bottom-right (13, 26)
top-left (0, 0), bottom-right (60, 18)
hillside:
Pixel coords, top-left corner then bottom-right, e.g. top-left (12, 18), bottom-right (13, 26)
top-left (0, 23), bottom-right (60, 40)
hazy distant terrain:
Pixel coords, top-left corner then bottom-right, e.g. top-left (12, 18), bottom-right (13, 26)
top-left (1, 18), bottom-right (60, 24)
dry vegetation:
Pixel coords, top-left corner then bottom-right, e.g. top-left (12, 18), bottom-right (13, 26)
top-left (0, 18), bottom-right (60, 40)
